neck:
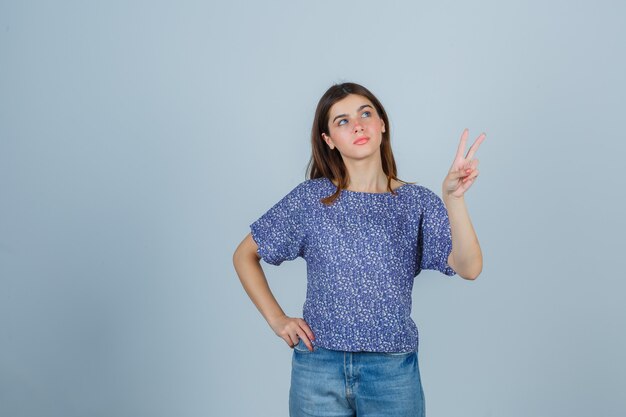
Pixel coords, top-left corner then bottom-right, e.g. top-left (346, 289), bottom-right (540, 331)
top-left (340, 160), bottom-right (390, 193)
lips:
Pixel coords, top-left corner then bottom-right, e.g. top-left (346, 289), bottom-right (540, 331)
top-left (353, 136), bottom-right (369, 145)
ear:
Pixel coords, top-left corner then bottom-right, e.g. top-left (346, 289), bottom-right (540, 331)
top-left (322, 133), bottom-right (335, 149)
top-left (381, 120), bottom-right (386, 133)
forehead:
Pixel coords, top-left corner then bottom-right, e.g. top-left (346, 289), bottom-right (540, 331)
top-left (329, 94), bottom-right (375, 117)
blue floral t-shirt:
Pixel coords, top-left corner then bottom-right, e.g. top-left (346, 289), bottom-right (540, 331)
top-left (249, 177), bottom-right (456, 353)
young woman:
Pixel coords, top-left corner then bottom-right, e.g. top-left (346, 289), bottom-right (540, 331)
top-left (233, 82), bottom-right (484, 417)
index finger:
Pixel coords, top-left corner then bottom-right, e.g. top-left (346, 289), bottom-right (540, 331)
top-left (298, 319), bottom-right (316, 351)
top-left (465, 132), bottom-right (486, 160)
top-left (296, 333), bottom-right (315, 352)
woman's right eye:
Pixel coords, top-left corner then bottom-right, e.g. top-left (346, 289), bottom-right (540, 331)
top-left (338, 119), bottom-right (347, 126)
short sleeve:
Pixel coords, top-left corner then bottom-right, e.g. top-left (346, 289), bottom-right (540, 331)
top-left (249, 182), bottom-right (307, 266)
top-left (417, 188), bottom-right (456, 276)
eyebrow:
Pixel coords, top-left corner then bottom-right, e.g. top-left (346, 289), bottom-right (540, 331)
top-left (332, 104), bottom-right (374, 124)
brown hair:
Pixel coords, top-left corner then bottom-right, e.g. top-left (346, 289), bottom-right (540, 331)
top-left (305, 82), bottom-right (414, 205)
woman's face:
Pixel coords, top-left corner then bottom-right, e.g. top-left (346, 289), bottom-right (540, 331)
top-left (322, 94), bottom-right (386, 161)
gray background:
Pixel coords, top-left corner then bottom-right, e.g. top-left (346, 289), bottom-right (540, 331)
top-left (1, 1), bottom-right (624, 416)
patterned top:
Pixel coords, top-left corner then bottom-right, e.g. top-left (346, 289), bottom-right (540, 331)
top-left (249, 177), bottom-right (456, 353)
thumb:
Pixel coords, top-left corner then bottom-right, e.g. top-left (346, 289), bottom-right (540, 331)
top-left (448, 167), bottom-right (469, 180)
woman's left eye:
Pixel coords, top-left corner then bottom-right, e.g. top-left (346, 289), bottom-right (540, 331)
top-left (361, 111), bottom-right (371, 117)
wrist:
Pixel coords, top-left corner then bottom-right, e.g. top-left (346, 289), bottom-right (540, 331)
top-left (442, 190), bottom-right (464, 203)
top-left (267, 312), bottom-right (287, 327)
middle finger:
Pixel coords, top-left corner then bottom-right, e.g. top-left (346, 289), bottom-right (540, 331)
top-left (465, 133), bottom-right (486, 160)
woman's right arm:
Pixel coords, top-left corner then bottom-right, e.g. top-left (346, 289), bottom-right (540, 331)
top-left (232, 233), bottom-right (315, 351)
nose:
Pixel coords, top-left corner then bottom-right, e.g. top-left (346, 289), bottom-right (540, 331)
top-left (353, 120), bottom-right (364, 132)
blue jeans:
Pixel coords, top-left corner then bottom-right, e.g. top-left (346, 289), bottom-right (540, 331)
top-left (289, 339), bottom-right (426, 417)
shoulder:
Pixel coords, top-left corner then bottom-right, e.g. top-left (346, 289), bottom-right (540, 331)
top-left (398, 182), bottom-right (437, 199)
top-left (286, 178), bottom-right (325, 194)
top-left (297, 177), bottom-right (335, 197)
top-left (303, 177), bottom-right (330, 188)
top-left (401, 183), bottom-right (445, 210)
top-left (278, 178), bottom-right (329, 205)
top-left (413, 184), bottom-right (441, 200)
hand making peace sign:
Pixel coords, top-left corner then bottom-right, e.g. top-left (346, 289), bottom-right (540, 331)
top-left (442, 129), bottom-right (486, 199)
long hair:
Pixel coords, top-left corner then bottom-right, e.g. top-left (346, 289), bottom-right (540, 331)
top-left (305, 82), bottom-right (413, 205)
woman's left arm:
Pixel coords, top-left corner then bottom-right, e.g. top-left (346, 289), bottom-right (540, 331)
top-left (442, 129), bottom-right (486, 280)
